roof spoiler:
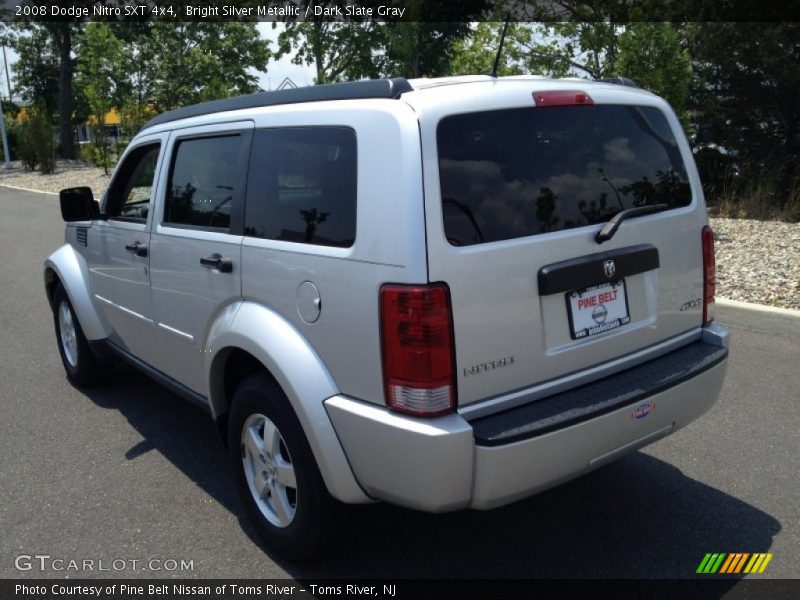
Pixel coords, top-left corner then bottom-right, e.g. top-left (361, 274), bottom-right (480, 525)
top-left (596, 77), bottom-right (638, 88)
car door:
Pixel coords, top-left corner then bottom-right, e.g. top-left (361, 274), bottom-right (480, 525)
top-left (87, 135), bottom-right (167, 359)
top-left (147, 121), bottom-right (253, 395)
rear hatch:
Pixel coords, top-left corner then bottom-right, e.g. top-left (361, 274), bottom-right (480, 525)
top-left (410, 80), bottom-right (708, 408)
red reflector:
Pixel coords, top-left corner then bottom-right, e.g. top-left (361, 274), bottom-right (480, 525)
top-left (702, 225), bottom-right (716, 325)
top-left (380, 283), bottom-right (456, 417)
top-left (533, 90), bottom-right (594, 107)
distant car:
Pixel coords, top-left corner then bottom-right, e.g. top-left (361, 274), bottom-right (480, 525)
top-left (45, 75), bottom-right (729, 562)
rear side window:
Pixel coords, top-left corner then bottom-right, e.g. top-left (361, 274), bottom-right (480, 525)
top-left (164, 135), bottom-right (241, 230)
top-left (437, 105), bottom-right (691, 246)
top-left (244, 127), bottom-right (356, 248)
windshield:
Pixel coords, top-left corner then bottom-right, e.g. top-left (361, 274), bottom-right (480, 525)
top-left (437, 105), bottom-right (692, 246)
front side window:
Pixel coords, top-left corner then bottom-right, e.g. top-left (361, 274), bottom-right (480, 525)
top-left (437, 105), bottom-right (692, 246)
top-left (244, 127), bottom-right (356, 248)
top-left (164, 135), bottom-right (241, 230)
top-left (106, 144), bottom-right (160, 221)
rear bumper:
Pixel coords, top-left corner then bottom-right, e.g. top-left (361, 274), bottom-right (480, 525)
top-left (325, 325), bottom-right (729, 512)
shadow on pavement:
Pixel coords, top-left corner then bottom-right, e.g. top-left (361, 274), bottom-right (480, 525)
top-left (81, 363), bottom-right (781, 580)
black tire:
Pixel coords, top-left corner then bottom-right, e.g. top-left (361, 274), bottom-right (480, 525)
top-left (52, 283), bottom-right (110, 387)
top-left (228, 372), bottom-right (346, 563)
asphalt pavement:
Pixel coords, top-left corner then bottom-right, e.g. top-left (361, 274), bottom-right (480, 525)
top-left (0, 187), bottom-right (798, 580)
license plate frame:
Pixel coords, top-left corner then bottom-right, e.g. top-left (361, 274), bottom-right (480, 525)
top-left (566, 279), bottom-right (630, 340)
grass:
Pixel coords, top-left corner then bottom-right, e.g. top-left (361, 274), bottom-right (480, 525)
top-left (703, 164), bottom-right (800, 222)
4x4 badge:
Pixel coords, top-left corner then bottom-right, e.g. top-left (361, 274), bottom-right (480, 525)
top-left (603, 259), bottom-right (616, 278)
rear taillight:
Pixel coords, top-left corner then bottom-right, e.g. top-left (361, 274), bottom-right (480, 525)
top-left (380, 283), bottom-right (456, 417)
top-left (532, 90), bottom-right (594, 108)
top-left (702, 225), bottom-right (716, 325)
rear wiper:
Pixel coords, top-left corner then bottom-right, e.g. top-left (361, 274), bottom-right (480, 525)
top-left (595, 203), bottom-right (669, 244)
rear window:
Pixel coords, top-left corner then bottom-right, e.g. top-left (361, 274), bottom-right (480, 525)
top-left (437, 105), bottom-right (691, 246)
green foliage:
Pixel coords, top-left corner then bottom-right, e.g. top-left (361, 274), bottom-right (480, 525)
top-left (452, 22), bottom-right (691, 124)
top-left (689, 23), bottom-right (800, 208)
top-left (78, 139), bottom-right (128, 171)
top-left (144, 22), bottom-right (270, 111)
top-left (706, 160), bottom-right (800, 222)
top-left (7, 21), bottom-right (84, 159)
top-left (90, 126), bottom-right (113, 175)
top-left (16, 120), bottom-right (38, 171)
top-left (274, 20), bottom-right (381, 84)
top-left (114, 140), bottom-right (129, 160)
top-left (78, 141), bottom-right (95, 165)
top-left (450, 23), bottom-right (525, 76)
top-left (3, 117), bottom-right (20, 163)
top-left (380, 22), bottom-right (475, 78)
top-left (616, 23), bottom-right (691, 125)
top-left (276, 3), bottom-right (488, 83)
top-left (495, 22), bottom-right (620, 79)
top-left (76, 23), bottom-right (125, 175)
top-left (5, 26), bottom-right (60, 114)
top-left (77, 24), bottom-right (125, 113)
top-left (17, 106), bottom-right (55, 173)
top-left (118, 100), bottom-right (152, 139)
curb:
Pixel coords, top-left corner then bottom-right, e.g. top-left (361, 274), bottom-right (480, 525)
top-left (0, 183), bottom-right (58, 196)
top-left (717, 297), bottom-right (800, 318)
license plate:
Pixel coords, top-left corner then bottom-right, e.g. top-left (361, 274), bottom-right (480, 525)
top-left (566, 280), bottom-right (630, 340)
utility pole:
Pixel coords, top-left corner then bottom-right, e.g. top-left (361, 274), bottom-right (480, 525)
top-left (2, 45), bottom-right (13, 102)
top-left (0, 99), bottom-right (11, 169)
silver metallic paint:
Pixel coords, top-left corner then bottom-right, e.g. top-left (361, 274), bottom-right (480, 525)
top-left (325, 329), bottom-right (728, 512)
top-left (469, 358), bottom-right (727, 509)
top-left (408, 80), bottom-right (710, 406)
top-left (325, 395), bottom-right (475, 511)
top-left (205, 301), bottom-right (369, 504)
top-left (44, 243), bottom-right (112, 341)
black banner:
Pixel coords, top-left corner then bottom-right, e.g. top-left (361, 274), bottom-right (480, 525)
top-left (4, 579), bottom-right (800, 600)
top-left (5, 0), bottom-right (800, 23)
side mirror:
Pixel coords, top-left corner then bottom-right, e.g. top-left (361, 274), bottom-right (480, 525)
top-left (60, 187), bottom-right (100, 222)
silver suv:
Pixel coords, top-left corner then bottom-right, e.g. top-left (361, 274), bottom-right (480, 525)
top-left (45, 76), bottom-right (729, 561)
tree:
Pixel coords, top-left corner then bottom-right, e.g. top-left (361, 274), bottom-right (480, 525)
top-left (689, 23), bottom-right (800, 207)
top-left (502, 22), bottom-right (621, 79)
top-left (76, 23), bottom-right (125, 173)
top-left (274, 19), bottom-right (381, 84)
top-left (452, 21), bottom-right (690, 124)
top-left (275, 0), bottom-right (491, 83)
top-left (616, 23), bottom-right (692, 123)
top-left (142, 22), bottom-right (270, 111)
top-left (70, 21), bottom-right (270, 133)
top-left (380, 22), bottom-right (476, 79)
top-left (450, 22), bottom-right (526, 76)
top-left (49, 23), bottom-right (80, 159)
top-left (17, 104), bottom-right (55, 172)
top-left (7, 21), bottom-right (83, 159)
top-left (4, 26), bottom-right (59, 114)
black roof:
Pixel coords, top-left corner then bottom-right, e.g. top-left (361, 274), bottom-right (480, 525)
top-left (141, 77), bottom-right (414, 132)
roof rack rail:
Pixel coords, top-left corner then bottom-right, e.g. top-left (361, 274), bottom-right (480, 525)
top-left (596, 77), bottom-right (638, 88)
top-left (140, 77), bottom-right (414, 132)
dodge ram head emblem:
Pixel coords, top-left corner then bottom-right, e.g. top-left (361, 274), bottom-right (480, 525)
top-left (603, 259), bottom-right (616, 278)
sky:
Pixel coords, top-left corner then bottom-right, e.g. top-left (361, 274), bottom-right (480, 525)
top-left (255, 22), bottom-right (316, 90)
top-left (0, 22), bottom-right (318, 101)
